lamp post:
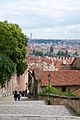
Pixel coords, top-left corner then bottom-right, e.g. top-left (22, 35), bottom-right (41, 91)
top-left (48, 72), bottom-right (51, 105)
top-left (48, 72), bottom-right (51, 86)
top-left (26, 83), bottom-right (27, 90)
top-left (25, 83), bottom-right (28, 96)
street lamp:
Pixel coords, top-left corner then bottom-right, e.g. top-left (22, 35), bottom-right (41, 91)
top-left (47, 72), bottom-right (51, 105)
top-left (26, 83), bottom-right (27, 89)
top-left (25, 83), bottom-right (28, 96)
top-left (48, 72), bottom-right (51, 85)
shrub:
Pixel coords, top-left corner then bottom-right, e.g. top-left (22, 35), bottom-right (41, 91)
top-left (39, 85), bottom-right (61, 96)
top-left (65, 92), bottom-right (76, 97)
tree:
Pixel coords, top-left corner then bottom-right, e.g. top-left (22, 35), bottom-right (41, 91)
top-left (35, 51), bottom-right (43, 56)
top-left (56, 50), bottom-right (70, 57)
top-left (16, 61), bottom-right (27, 77)
top-left (0, 54), bottom-right (16, 87)
top-left (0, 20), bottom-right (28, 86)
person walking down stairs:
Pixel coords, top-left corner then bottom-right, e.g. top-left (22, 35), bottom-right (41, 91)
top-left (17, 91), bottom-right (21, 101)
top-left (13, 90), bottom-right (21, 101)
top-left (13, 90), bottom-right (18, 101)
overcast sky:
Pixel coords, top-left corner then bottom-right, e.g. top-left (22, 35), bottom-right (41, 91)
top-left (0, 0), bottom-right (80, 39)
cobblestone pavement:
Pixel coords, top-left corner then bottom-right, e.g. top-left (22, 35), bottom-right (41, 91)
top-left (0, 96), bottom-right (79, 120)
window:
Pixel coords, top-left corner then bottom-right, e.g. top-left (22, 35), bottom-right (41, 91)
top-left (62, 87), bottom-right (66, 92)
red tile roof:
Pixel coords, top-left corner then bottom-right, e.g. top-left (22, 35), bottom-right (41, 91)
top-left (35, 70), bottom-right (80, 87)
top-left (54, 60), bottom-right (62, 69)
top-left (27, 57), bottom-right (74, 70)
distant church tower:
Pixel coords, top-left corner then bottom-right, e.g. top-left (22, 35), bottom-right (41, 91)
top-left (30, 32), bottom-right (32, 40)
top-left (50, 45), bottom-right (54, 56)
top-left (50, 45), bottom-right (53, 53)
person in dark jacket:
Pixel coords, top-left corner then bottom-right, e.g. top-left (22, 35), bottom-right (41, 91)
top-left (17, 91), bottom-right (21, 101)
top-left (13, 90), bottom-right (18, 101)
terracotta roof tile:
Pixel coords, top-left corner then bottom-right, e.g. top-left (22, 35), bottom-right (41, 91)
top-left (38, 70), bottom-right (80, 86)
top-left (54, 60), bottom-right (62, 69)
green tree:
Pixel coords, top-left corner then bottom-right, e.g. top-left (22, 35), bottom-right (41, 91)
top-left (35, 51), bottom-right (43, 56)
top-left (56, 51), bottom-right (62, 57)
top-left (0, 54), bottom-right (16, 87)
top-left (56, 50), bottom-right (70, 57)
top-left (0, 20), bottom-right (28, 86)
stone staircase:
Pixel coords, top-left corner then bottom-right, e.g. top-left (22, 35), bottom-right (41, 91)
top-left (0, 96), bottom-right (80, 120)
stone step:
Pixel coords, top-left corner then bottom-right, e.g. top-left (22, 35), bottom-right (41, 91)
top-left (0, 96), bottom-right (79, 120)
top-left (0, 114), bottom-right (80, 120)
top-left (0, 100), bottom-right (46, 105)
top-left (0, 104), bottom-right (76, 116)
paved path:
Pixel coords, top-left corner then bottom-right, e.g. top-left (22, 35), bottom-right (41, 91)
top-left (0, 95), bottom-right (79, 120)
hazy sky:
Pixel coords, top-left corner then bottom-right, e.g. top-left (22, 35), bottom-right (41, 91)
top-left (0, 0), bottom-right (80, 39)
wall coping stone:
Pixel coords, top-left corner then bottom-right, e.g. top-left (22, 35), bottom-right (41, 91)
top-left (39, 95), bottom-right (80, 100)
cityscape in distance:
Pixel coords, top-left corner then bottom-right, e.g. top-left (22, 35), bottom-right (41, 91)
top-left (28, 39), bottom-right (80, 58)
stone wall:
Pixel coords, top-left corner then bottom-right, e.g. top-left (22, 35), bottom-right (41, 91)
top-left (0, 69), bottom-right (28, 97)
top-left (38, 95), bottom-right (67, 105)
top-left (0, 75), bottom-right (18, 97)
top-left (67, 97), bottom-right (80, 115)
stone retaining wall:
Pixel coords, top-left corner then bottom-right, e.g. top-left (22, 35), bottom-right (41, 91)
top-left (67, 97), bottom-right (80, 115)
